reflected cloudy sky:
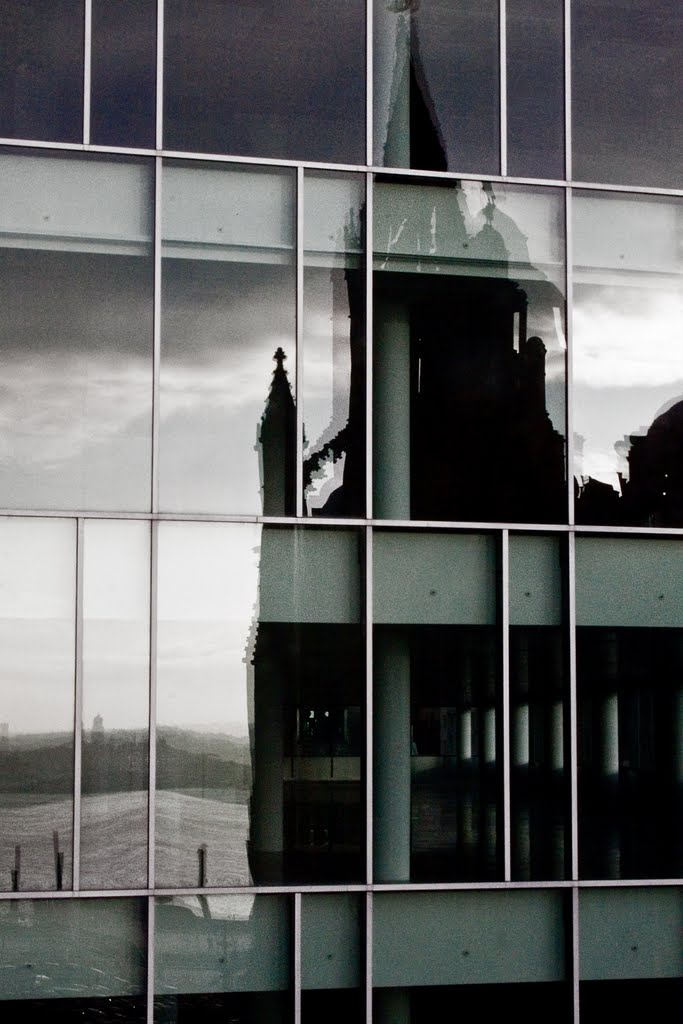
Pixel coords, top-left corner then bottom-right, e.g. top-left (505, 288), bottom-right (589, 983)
top-left (0, 250), bottom-right (153, 511)
top-left (573, 191), bottom-right (683, 489)
top-left (159, 261), bottom-right (294, 515)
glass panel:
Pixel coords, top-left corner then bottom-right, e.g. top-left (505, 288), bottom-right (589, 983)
top-left (572, 0), bottom-right (683, 189)
top-left (580, 888), bottom-right (682, 980)
top-left (91, 0), bottom-right (156, 148)
top-left (573, 192), bottom-right (683, 527)
top-left (0, 898), bottom-right (146, 1021)
top-left (380, 983), bottom-right (571, 1023)
top-left (0, 1), bottom-right (83, 143)
top-left (374, 532), bottom-right (500, 882)
top-left (164, 0), bottom-right (365, 164)
top-left (301, 893), bottom-right (364, 1023)
top-left (303, 173), bottom-right (366, 517)
top-left (80, 520), bottom-right (150, 890)
top-left (373, 891), bottom-right (567, 987)
top-left (0, 518), bottom-right (75, 892)
top-left (374, 0), bottom-right (499, 173)
top-left (373, 178), bottom-right (567, 523)
top-left (159, 162), bottom-right (296, 516)
top-left (0, 150), bottom-right (154, 512)
top-left (506, 0), bottom-right (564, 179)
top-left (156, 523), bottom-right (364, 887)
top-left (509, 535), bottom-right (568, 880)
top-left (301, 893), bottom-right (362, 989)
top-left (576, 538), bottom-right (683, 879)
top-left (579, 888), bottom-right (683, 1024)
top-left (154, 894), bottom-right (291, 1023)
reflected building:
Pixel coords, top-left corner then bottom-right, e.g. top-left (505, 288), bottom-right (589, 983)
top-left (577, 397), bottom-right (683, 526)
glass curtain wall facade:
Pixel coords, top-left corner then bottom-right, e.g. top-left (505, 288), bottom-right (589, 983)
top-left (0, 2), bottom-right (681, 1022)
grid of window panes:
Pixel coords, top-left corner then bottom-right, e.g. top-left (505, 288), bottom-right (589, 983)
top-left (0, 2), bottom-right (681, 1022)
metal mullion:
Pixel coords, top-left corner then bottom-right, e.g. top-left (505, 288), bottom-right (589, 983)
top-left (365, 527), bottom-right (374, 885)
top-left (152, 156), bottom-right (162, 514)
top-left (146, 896), bottom-right (156, 1024)
top-left (294, 892), bottom-right (302, 1024)
top-left (566, 186), bottom-right (574, 525)
top-left (365, 172), bottom-right (374, 520)
top-left (571, 886), bottom-right (580, 1024)
top-left (568, 531), bottom-right (579, 881)
top-left (147, 520), bottom-right (159, 889)
top-left (366, 0), bottom-right (373, 166)
top-left (83, 0), bottom-right (93, 145)
top-left (499, 0), bottom-right (507, 176)
top-left (501, 529), bottom-right (511, 880)
top-left (564, 0), bottom-right (572, 182)
top-left (365, 890), bottom-right (373, 1024)
top-left (296, 166), bottom-right (305, 517)
top-left (72, 518), bottom-right (85, 891)
top-left (156, 0), bottom-right (165, 150)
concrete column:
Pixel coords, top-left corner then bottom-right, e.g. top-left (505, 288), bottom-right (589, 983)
top-left (374, 300), bottom-right (411, 519)
top-left (374, 630), bottom-right (411, 882)
top-left (250, 666), bottom-right (284, 883)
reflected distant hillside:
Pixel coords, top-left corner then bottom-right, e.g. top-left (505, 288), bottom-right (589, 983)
top-left (0, 728), bottom-right (251, 796)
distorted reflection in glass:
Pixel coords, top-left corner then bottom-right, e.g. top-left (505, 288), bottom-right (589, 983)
top-left (80, 520), bottom-right (150, 890)
top-left (0, 519), bottom-right (75, 892)
top-left (154, 894), bottom-right (291, 1023)
top-left (579, 888), bottom-right (683, 1023)
top-left (506, 0), bottom-right (564, 180)
top-left (156, 523), bottom-right (364, 887)
top-left (164, 0), bottom-right (365, 164)
top-left (304, 174), bottom-right (365, 517)
top-left (572, 0), bottom-right (683, 189)
top-left (374, 0), bottom-right (499, 173)
top-left (91, 0), bottom-right (156, 148)
top-left (0, 150), bottom-right (154, 511)
top-left (0, 897), bottom-right (146, 1021)
top-left (576, 539), bottom-right (683, 879)
top-left (0, 0), bottom-right (83, 143)
top-left (159, 162), bottom-right (296, 515)
top-left (573, 192), bottom-right (683, 526)
top-left (373, 891), bottom-right (569, 1024)
top-left (374, 532), bottom-right (500, 882)
top-left (373, 178), bottom-right (566, 523)
top-left (301, 894), bottom-right (363, 1024)
top-left (509, 534), bottom-right (569, 880)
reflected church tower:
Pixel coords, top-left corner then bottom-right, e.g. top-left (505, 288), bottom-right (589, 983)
top-left (257, 346), bottom-right (296, 516)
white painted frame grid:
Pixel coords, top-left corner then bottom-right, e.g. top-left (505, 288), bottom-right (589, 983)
top-left (0, 7), bottom-right (682, 1024)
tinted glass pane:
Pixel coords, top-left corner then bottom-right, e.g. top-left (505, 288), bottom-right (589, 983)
top-left (573, 192), bottom-right (683, 527)
top-left (80, 520), bottom-right (150, 890)
top-left (91, 0), bottom-right (156, 148)
top-left (0, 518), bottom-right (75, 892)
top-left (572, 0), bottom-right (683, 188)
top-left (0, 897), bottom-right (146, 1019)
top-left (164, 0), bottom-right (365, 163)
top-left (507, 0), bottom-right (564, 179)
top-left (374, 532), bottom-right (500, 882)
top-left (374, 0), bottom-right (499, 173)
top-left (0, 151), bottom-right (154, 512)
top-left (159, 162), bottom-right (295, 516)
top-left (373, 178), bottom-right (566, 523)
top-left (0, 0), bottom-right (83, 143)
top-left (156, 523), bottom-right (364, 887)
top-left (154, 894), bottom-right (291, 1023)
top-left (304, 174), bottom-right (366, 517)
top-left (576, 538), bottom-right (683, 879)
top-left (510, 535), bottom-right (569, 880)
